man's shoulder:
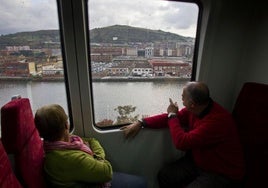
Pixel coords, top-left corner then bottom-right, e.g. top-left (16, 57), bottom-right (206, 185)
top-left (211, 102), bottom-right (232, 114)
top-left (206, 102), bottom-right (235, 123)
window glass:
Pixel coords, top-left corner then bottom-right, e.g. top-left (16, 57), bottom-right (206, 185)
top-left (0, 0), bottom-right (67, 135)
top-left (88, 0), bottom-right (199, 128)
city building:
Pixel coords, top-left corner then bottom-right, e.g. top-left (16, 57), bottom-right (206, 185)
top-left (149, 59), bottom-right (190, 77)
top-left (131, 62), bottom-right (153, 77)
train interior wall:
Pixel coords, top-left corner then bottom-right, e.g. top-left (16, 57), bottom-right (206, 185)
top-left (91, 1), bottom-right (268, 187)
top-left (198, 0), bottom-right (268, 111)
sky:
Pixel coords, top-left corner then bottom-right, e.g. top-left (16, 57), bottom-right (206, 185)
top-left (0, 0), bottom-right (199, 37)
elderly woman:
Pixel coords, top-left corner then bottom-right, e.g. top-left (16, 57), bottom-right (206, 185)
top-left (34, 104), bottom-right (146, 188)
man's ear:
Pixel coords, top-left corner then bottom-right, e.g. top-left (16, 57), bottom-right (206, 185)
top-left (190, 100), bottom-right (195, 108)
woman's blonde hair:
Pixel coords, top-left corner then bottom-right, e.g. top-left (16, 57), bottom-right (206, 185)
top-left (34, 104), bottom-right (68, 142)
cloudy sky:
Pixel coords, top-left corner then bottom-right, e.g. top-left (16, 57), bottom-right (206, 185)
top-left (0, 0), bottom-right (199, 37)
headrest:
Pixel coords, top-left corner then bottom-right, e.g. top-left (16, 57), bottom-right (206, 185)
top-left (233, 82), bottom-right (268, 145)
top-left (1, 98), bottom-right (36, 153)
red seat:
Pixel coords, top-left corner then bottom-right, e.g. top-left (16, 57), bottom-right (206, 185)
top-left (0, 139), bottom-right (22, 188)
top-left (232, 82), bottom-right (268, 187)
top-left (1, 98), bottom-right (46, 188)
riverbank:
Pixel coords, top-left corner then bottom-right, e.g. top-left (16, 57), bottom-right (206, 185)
top-left (0, 76), bottom-right (64, 82)
top-left (0, 76), bottom-right (190, 82)
top-left (93, 76), bottom-right (190, 82)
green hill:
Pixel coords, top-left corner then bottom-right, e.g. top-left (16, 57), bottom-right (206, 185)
top-left (0, 25), bottom-right (193, 49)
top-left (0, 30), bottom-right (60, 49)
top-left (90, 25), bottom-right (192, 43)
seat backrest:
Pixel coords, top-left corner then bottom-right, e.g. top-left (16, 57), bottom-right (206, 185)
top-left (0, 139), bottom-right (22, 188)
top-left (1, 98), bottom-right (46, 188)
top-left (232, 82), bottom-right (268, 188)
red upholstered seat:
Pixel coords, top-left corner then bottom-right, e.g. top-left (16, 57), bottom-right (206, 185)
top-left (1, 98), bottom-right (46, 188)
top-left (232, 82), bottom-right (268, 188)
top-left (0, 139), bottom-right (22, 188)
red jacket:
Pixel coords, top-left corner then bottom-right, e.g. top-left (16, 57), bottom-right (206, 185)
top-left (143, 101), bottom-right (245, 180)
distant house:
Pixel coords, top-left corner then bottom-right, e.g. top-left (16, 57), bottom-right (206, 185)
top-left (123, 47), bottom-right (138, 56)
top-left (132, 62), bottom-right (153, 77)
top-left (42, 63), bottom-right (64, 76)
top-left (106, 63), bottom-right (130, 76)
top-left (176, 43), bottom-right (194, 57)
top-left (145, 47), bottom-right (154, 58)
top-left (28, 62), bottom-right (36, 75)
top-left (0, 62), bottom-right (31, 77)
top-left (6, 46), bottom-right (31, 51)
top-left (102, 57), bottom-right (153, 77)
top-left (149, 59), bottom-right (190, 77)
top-left (91, 46), bottom-right (123, 62)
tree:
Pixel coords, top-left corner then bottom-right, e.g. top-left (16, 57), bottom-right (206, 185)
top-left (114, 105), bottom-right (139, 124)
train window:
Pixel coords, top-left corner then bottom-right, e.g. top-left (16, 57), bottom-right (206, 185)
top-left (88, 0), bottom-right (199, 129)
top-left (0, 0), bottom-right (68, 135)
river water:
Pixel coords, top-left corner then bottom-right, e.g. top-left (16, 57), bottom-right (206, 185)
top-left (0, 80), bottom-right (188, 126)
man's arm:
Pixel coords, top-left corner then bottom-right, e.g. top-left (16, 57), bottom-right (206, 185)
top-left (121, 113), bottom-right (169, 139)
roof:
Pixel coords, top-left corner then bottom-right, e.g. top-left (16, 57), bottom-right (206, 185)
top-left (149, 59), bottom-right (188, 66)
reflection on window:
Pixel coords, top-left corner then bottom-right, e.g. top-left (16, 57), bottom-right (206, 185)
top-left (88, 0), bottom-right (199, 128)
top-left (0, 0), bottom-right (68, 116)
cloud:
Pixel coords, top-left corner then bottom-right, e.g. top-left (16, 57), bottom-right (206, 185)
top-left (0, 0), bottom-right (58, 35)
top-left (89, 0), bottom-right (198, 37)
top-left (0, 0), bottom-right (198, 37)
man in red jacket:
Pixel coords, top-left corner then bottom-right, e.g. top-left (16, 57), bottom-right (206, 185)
top-left (121, 82), bottom-right (245, 188)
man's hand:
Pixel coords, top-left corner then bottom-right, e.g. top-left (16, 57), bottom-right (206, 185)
top-left (167, 98), bottom-right (179, 113)
top-left (120, 121), bottom-right (142, 139)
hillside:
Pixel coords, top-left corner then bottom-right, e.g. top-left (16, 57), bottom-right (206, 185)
top-left (90, 25), bottom-right (192, 43)
top-left (0, 30), bottom-right (61, 49)
top-left (0, 25), bottom-right (193, 49)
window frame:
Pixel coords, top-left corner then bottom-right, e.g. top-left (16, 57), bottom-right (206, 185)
top-left (57, 0), bottom-right (202, 135)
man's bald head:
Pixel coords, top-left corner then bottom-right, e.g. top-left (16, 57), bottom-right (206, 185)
top-left (184, 82), bottom-right (210, 105)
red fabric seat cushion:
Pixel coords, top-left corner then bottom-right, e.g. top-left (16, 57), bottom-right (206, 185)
top-left (1, 98), bottom-right (46, 188)
top-left (232, 82), bottom-right (268, 187)
top-left (0, 140), bottom-right (22, 188)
